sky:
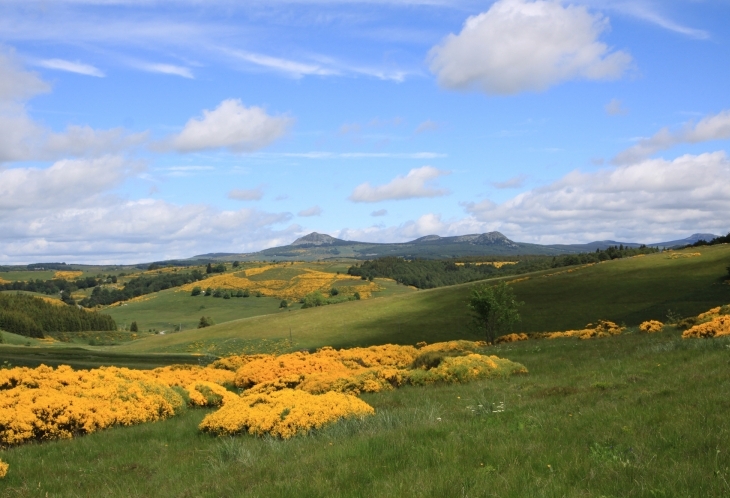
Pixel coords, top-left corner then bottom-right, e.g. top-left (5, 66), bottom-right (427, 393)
top-left (1, 0), bottom-right (729, 264)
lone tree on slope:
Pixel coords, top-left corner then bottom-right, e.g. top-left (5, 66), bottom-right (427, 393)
top-left (468, 281), bottom-right (522, 343)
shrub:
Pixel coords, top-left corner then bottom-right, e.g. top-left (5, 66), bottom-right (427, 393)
top-left (199, 389), bottom-right (374, 439)
top-left (0, 459), bottom-right (8, 478)
top-left (191, 286), bottom-right (202, 296)
top-left (280, 300), bottom-right (288, 308)
top-left (236, 290), bottom-right (244, 298)
top-left (330, 288), bottom-right (339, 296)
top-left (639, 320), bottom-right (663, 333)
top-left (205, 287), bottom-right (213, 296)
top-left (130, 321), bottom-right (139, 333)
top-left (198, 316), bottom-right (214, 329)
top-left (222, 291), bottom-right (231, 300)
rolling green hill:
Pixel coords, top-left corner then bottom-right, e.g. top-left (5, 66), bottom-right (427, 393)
top-left (117, 245), bottom-right (730, 354)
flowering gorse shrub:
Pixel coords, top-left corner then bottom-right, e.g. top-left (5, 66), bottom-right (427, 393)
top-left (682, 315), bottom-right (730, 339)
top-left (639, 320), bottom-right (664, 333)
top-left (538, 320), bottom-right (624, 340)
top-left (495, 333), bottom-right (529, 344)
top-left (0, 459), bottom-right (8, 478)
top-left (1, 341), bottom-right (526, 445)
top-left (0, 365), bottom-right (185, 446)
top-left (199, 389), bottom-right (374, 439)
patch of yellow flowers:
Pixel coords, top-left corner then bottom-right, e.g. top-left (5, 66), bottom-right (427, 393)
top-left (0, 341), bottom-right (526, 450)
top-left (180, 267), bottom-right (381, 300)
top-left (53, 271), bottom-right (84, 280)
top-left (639, 320), bottom-right (664, 333)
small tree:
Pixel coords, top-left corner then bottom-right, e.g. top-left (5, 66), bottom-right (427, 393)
top-left (191, 286), bottom-right (202, 296)
top-left (279, 300), bottom-right (288, 308)
top-left (468, 281), bottom-right (522, 343)
top-left (198, 316), bottom-right (214, 328)
top-left (232, 261), bottom-right (240, 268)
top-left (353, 291), bottom-right (361, 300)
top-left (130, 321), bottom-right (139, 333)
top-left (329, 287), bottom-right (339, 296)
top-left (206, 263), bottom-right (213, 274)
top-left (204, 287), bottom-right (213, 296)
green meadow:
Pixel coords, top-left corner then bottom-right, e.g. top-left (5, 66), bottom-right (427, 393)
top-left (1, 245), bottom-right (729, 496)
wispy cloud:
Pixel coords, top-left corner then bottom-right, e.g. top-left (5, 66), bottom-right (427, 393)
top-left (36, 58), bottom-right (105, 77)
top-left (491, 174), bottom-right (527, 189)
top-left (134, 62), bottom-right (194, 79)
top-left (252, 151), bottom-right (446, 159)
top-left (298, 205), bottom-right (323, 217)
top-left (613, 110), bottom-right (730, 164)
top-left (228, 187), bottom-right (264, 201)
top-left (605, 98), bottom-right (628, 116)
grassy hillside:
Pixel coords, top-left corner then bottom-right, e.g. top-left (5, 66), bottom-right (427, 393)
top-left (119, 245), bottom-right (730, 354)
top-left (3, 329), bottom-right (729, 496)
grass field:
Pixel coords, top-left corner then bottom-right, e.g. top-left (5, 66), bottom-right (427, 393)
top-left (2, 328), bottom-right (729, 497)
top-left (115, 245), bottom-right (730, 355)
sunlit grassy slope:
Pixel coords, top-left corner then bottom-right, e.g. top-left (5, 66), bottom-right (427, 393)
top-left (118, 245), bottom-right (730, 354)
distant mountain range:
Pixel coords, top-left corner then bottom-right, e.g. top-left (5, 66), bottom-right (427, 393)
top-left (192, 232), bottom-right (719, 262)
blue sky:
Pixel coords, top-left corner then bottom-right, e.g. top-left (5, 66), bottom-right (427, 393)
top-left (1, 0), bottom-right (729, 264)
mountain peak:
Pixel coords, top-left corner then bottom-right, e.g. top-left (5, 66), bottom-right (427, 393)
top-left (291, 232), bottom-right (344, 246)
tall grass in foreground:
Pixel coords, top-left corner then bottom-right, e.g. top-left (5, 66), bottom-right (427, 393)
top-left (2, 328), bottom-right (730, 497)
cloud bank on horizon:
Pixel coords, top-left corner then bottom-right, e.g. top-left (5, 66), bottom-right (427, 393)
top-left (0, 0), bottom-right (728, 263)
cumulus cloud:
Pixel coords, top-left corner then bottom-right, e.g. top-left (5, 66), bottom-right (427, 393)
top-left (605, 98), bottom-right (628, 116)
top-left (0, 156), bottom-right (142, 211)
top-left (0, 49), bottom-right (50, 101)
top-left (161, 99), bottom-right (293, 153)
top-left (37, 59), bottom-right (104, 77)
top-left (228, 187), bottom-right (264, 201)
top-left (428, 0), bottom-right (632, 94)
top-left (465, 152), bottom-right (730, 243)
top-left (491, 174), bottom-right (527, 189)
top-left (349, 166), bottom-right (450, 203)
top-left (298, 205), bottom-right (323, 217)
top-left (613, 110), bottom-right (730, 165)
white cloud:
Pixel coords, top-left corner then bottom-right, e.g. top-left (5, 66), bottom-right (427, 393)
top-left (0, 156), bottom-right (142, 211)
top-left (0, 49), bottom-right (49, 101)
top-left (415, 120), bottom-right (439, 134)
top-left (613, 110), bottom-right (730, 165)
top-left (37, 58), bottom-right (105, 77)
top-left (428, 0), bottom-right (632, 94)
top-left (491, 174), bottom-right (527, 189)
top-left (605, 98), bottom-right (628, 116)
top-left (253, 151), bottom-right (446, 160)
top-left (349, 166), bottom-right (450, 202)
top-left (465, 152), bottom-right (730, 243)
top-left (371, 209), bottom-right (388, 217)
top-left (228, 187), bottom-right (264, 201)
top-left (298, 205), bottom-right (323, 217)
top-left (0, 52), bottom-right (145, 162)
top-left (134, 62), bottom-right (193, 79)
top-left (161, 99), bottom-right (293, 153)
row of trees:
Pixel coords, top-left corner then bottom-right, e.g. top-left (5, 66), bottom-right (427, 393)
top-left (348, 245), bottom-right (660, 289)
top-left (78, 270), bottom-right (205, 307)
top-left (0, 293), bottom-right (116, 338)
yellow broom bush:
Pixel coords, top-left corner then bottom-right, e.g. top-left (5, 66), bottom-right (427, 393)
top-left (0, 365), bottom-right (184, 446)
top-left (682, 315), bottom-right (730, 339)
top-left (198, 388), bottom-right (375, 439)
top-left (495, 333), bottom-right (529, 344)
top-left (0, 459), bottom-right (7, 478)
top-left (639, 320), bottom-right (664, 333)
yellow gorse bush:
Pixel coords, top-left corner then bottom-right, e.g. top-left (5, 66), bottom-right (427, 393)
top-left (0, 365), bottom-right (185, 446)
top-left (1, 341), bottom-right (526, 445)
top-left (682, 315), bottom-right (730, 339)
top-left (0, 459), bottom-right (8, 478)
top-left (537, 320), bottom-right (624, 340)
top-left (639, 320), bottom-right (664, 333)
top-left (495, 333), bottom-right (529, 344)
top-left (199, 389), bottom-right (374, 438)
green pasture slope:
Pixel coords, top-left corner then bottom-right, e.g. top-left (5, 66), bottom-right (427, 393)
top-left (119, 244), bottom-right (730, 354)
top-left (3, 328), bottom-right (730, 496)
